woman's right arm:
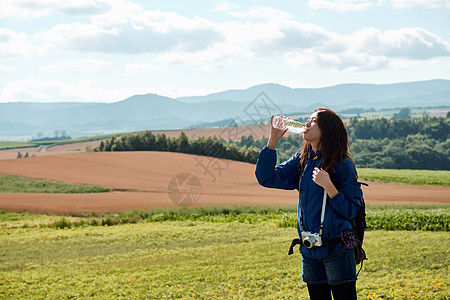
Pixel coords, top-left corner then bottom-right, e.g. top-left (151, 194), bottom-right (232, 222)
top-left (255, 146), bottom-right (300, 190)
top-left (254, 115), bottom-right (299, 190)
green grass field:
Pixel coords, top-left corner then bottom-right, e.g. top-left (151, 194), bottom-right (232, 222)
top-left (0, 220), bottom-right (448, 299)
top-left (0, 141), bottom-right (37, 150)
top-left (0, 174), bottom-right (112, 193)
top-left (358, 168), bottom-right (450, 186)
top-left (0, 151), bottom-right (448, 299)
top-left (2, 205), bottom-right (447, 232)
top-left (0, 134), bottom-right (119, 150)
top-left (40, 134), bottom-right (120, 148)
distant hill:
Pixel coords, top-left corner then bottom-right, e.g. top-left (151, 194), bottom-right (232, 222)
top-left (178, 80), bottom-right (450, 108)
top-left (0, 79), bottom-right (449, 140)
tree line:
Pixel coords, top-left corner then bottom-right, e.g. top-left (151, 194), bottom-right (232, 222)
top-left (97, 114), bottom-right (450, 170)
top-left (348, 115), bottom-right (449, 170)
top-left (349, 114), bottom-right (449, 141)
top-left (350, 135), bottom-right (449, 170)
top-left (96, 131), bottom-right (260, 164)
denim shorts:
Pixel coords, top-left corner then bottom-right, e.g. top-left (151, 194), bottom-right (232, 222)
top-left (302, 248), bottom-right (357, 285)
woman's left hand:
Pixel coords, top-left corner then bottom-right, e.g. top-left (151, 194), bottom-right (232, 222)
top-left (312, 167), bottom-right (331, 188)
top-left (313, 167), bottom-right (339, 198)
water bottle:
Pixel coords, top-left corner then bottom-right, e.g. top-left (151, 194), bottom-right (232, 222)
top-left (273, 116), bottom-right (306, 133)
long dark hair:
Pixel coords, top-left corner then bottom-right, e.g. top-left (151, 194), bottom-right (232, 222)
top-left (298, 107), bottom-right (356, 176)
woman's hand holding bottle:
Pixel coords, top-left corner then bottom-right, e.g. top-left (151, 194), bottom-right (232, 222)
top-left (267, 115), bottom-right (288, 150)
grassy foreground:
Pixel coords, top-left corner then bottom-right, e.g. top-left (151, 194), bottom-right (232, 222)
top-left (1, 205), bottom-right (448, 232)
top-left (0, 221), bottom-right (448, 299)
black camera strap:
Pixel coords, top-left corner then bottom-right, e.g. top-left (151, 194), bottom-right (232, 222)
top-left (288, 236), bottom-right (338, 255)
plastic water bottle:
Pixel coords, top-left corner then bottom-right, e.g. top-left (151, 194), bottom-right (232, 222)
top-left (273, 116), bottom-right (306, 133)
top-left (285, 118), bottom-right (306, 133)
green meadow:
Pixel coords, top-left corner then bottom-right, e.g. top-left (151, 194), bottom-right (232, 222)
top-left (0, 206), bottom-right (449, 299)
top-left (0, 141), bottom-right (37, 150)
top-left (2, 205), bottom-right (448, 232)
top-left (0, 167), bottom-right (448, 298)
top-left (0, 134), bottom-right (118, 151)
top-left (358, 168), bottom-right (450, 186)
top-left (0, 221), bottom-right (448, 299)
top-left (0, 174), bottom-right (112, 193)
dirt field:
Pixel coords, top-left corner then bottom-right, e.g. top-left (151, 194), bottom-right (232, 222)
top-left (0, 152), bottom-right (448, 215)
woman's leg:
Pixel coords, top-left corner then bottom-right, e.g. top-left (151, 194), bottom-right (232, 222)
top-left (302, 255), bottom-right (330, 299)
top-left (330, 281), bottom-right (357, 300)
top-left (307, 283), bottom-right (332, 300)
top-left (324, 249), bottom-right (358, 299)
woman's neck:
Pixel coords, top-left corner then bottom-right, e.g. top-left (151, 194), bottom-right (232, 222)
top-left (311, 142), bottom-right (321, 152)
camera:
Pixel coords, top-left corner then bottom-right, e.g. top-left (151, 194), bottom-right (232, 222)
top-left (301, 231), bottom-right (322, 249)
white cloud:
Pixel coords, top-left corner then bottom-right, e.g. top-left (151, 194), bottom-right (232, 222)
top-left (212, 3), bottom-right (294, 20)
top-left (157, 48), bottom-right (238, 71)
top-left (12, 3), bottom-right (448, 74)
top-left (41, 58), bottom-right (110, 73)
top-left (39, 10), bottom-right (222, 54)
top-left (1, 3), bottom-right (449, 101)
top-left (0, 0), bottom-right (141, 19)
top-left (212, 3), bottom-right (293, 19)
top-left (309, 0), bottom-right (450, 10)
top-left (381, 0), bottom-right (450, 9)
top-left (211, 2), bottom-right (240, 12)
top-left (0, 64), bottom-right (19, 73)
top-left (287, 51), bottom-right (389, 71)
top-left (155, 18), bottom-right (283, 67)
top-left (0, 28), bottom-right (42, 58)
top-left (151, 18), bottom-right (450, 72)
top-left (284, 27), bottom-right (450, 71)
top-left (1, 77), bottom-right (72, 102)
top-left (249, 21), bottom-right (333, 55)
top-left (0, 76), bottom-right (219, 102)
top-left (350, 27), bottom-right (450, 59)
top-left (228, 6), bottom-right (293, 19)
top-left (0, 77), bottom-right (147, 102)
top-left (125, 63), bottom-right (157, 76)
top-left (308, 0), bottom-right (374, 11)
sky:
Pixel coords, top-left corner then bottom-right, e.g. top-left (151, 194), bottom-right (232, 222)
top-left (0, 0), bottom-right (449, 103)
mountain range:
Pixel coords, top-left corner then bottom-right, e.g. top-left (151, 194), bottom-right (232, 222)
top-left (1, 79), bottom-right (449, 140)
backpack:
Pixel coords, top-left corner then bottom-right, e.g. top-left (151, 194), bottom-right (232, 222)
top-left (353, 182), bottom-right (368, 275)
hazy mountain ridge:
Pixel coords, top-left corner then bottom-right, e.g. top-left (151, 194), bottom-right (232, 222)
top-left (177, 80), bottom-right (450, 105)
top-left (0, 79), bottom-right (449, 140)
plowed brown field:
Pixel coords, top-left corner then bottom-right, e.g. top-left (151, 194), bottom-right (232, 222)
top-left (0, 152), bottom-right (448, 215)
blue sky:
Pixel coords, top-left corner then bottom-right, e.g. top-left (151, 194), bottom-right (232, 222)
top-left (0, 0), bottom-right (449, 103)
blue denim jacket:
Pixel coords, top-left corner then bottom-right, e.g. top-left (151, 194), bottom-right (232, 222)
top-left (255, 146), bottom-right (362, 259)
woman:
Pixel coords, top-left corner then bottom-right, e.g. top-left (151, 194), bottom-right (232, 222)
top-left (255, 108), bottom-right (362, 300)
